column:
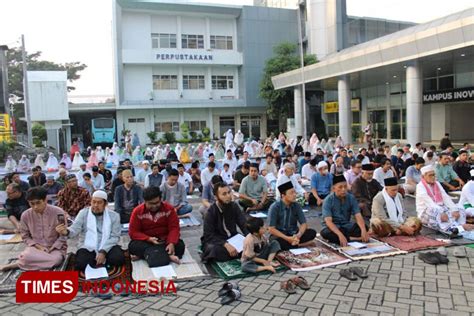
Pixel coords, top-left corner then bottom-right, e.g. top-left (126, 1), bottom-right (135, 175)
top-left (208, 108), bottom-right (214, 139)
top-left (205, 17), bottom-right (211, 50)
top-left (406, 61), bottom-right (423, 145)
top-left (177, 16), bottom-right (182, 49)
top-left (338, 75), bottom-right (352, 143)
top-left (385, 83), bottom-right (391, 141)
top-left (294, 86), bottom-right (303, 137)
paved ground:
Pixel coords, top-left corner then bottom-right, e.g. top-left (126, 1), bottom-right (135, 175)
top-left (1, 195), bottom-right (473, 315)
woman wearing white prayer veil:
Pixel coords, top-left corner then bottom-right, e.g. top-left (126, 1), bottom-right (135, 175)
top-left (96, 146), bottom-right (104, 162)
top-left (4, 155), bottom-right (17, 172)
top-left (234, 130), bottom-right (244, 146)
top-left (46, 152), bottom-right (59, 172)
top-left (110, 142), bottom-right (119, 155)
top-left (335, 135), bottom-right (344, 148)
top-left (34, 154), bottom-right (45, 169)
top-left (309, 133), bottom-right (319, 149)
top-left (60, 153), bottom-right (72, 169)
top-left (325, 138), bottom-right (335, 154)
top-left (17, 155), bottom-right (32, 172)
top-left (71, 152), bottom-right (86, 170)
top-left (224, 129), bottom-right (233, 149)
top-left (175, 144), bottom-right (182, 161)
top-left (301, 138), bottom-right (309, 153)
top-left (243, 141), bottom-right (254, 157)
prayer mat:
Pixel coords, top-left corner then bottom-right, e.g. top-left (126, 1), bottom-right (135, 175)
top-left (132, 249), bottom-right (208, 282)
top-left (466, 244), bottom-right (474, 249)
top-left (419, 226), bottom-right (474, 246)
top-left (179, 214), bottom-right (201, 227)
top-left (210, 258), bottom-right (286, 280)
top-left (318, 238), bottom-right (406, 260)
top-left (0, 254), bottom-right (70, 293)
top-left (276, 240), bottom-right (350, 272)
top-left (0, 233), bottom-right (22, 244)
top-left (376, 235), bottom-right (447, 252)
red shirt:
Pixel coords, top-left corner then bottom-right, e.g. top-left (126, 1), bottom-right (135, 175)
top-left (128, 202), bottom-right (180, 245)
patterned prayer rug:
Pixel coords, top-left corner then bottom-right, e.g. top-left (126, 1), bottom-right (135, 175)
top-left (276, 240), bottom-right (350, 271)
top-left (377, 235), bottom-right (448, 252)
top-left (318, 238), bottom-right (407, 260)
top-left (210, 258), bottom-right (286, 280)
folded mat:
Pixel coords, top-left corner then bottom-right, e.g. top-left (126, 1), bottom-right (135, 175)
top-left (318, 238), bottom-right (407, 260)
top-left (376, 235), bottom-right (448, 252)
top-left (276, 240), bottom-right (350, 272)
top-left (132, 249), bottom-right (208, 282)
top-left (0, 233), bottom-right (22, 244)
top-left (210, 258), bottom-right (286, 280)
top-left (179, 214), bottom-right (201, 227)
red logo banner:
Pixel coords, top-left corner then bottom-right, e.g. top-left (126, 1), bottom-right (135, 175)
top-left (16, 271), bottom-right (79, 303)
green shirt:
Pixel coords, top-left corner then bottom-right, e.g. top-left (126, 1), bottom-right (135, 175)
top-left (239, 175), bottom-right (268, 200)
top-left (435, 163), bottom-right (458, 183)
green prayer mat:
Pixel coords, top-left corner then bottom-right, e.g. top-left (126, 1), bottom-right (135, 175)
top-left (466, 244), bottom-right (474, 249)
top-left (210, 259), bottom-right (286, 280)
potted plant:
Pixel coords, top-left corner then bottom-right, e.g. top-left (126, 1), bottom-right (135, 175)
top-left (147, 131), bottom-right (157, 144)
top-left (180, 123), bottom-right (189, 140)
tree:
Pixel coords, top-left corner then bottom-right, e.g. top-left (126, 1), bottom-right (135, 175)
top-left (7, 47), bottom-right (87, 133)
top-left (32, 122), bottom-right (47, 147)
top-left (259, 42), bottom-right (317, 130)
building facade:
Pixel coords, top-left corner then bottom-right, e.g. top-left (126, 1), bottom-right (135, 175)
top-left (113, 0), bottom-right (299, 143)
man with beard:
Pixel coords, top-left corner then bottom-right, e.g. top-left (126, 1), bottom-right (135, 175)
top-left (56, 190), bottom-right (124, 271)
top-left (128, 186), bottom-right (184, 267)
top-left (352, 164), bottom-right (383, 218)
top-left (201, 182), bottom-right (249, 263)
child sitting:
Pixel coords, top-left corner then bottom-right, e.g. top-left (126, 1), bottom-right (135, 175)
top-left (221, 163), bottom-right (234, 185)
top-left (241, 217), bottom-right (281, 273)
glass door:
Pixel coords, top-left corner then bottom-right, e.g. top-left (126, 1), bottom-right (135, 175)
top-left (369, 110), bottom-right (387, 139)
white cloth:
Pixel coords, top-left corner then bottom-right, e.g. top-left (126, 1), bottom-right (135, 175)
top-left (234, 131), bottom-right (244, 146)
top-left (459, 180), bottom-right (474, 215)
top-left (382, 189), bottom-right (404, 224)
top-left (301, 164), bottom-right (316, 179)
top-left (84, 208), bottom-right (111, 252)
top-left (416, 181), bottom-right (457, 221)
top-left (46, 154), bottom-right (59, 170)
top-left (220, 169), bottom-right (234, 185)
top-left (72, 153), bottom-right (86, 170)
top-left (201, 168), bottom-right (219, 186)
top-left (374, 167), bottom-right (395, 187)
top-left (224, 129), bottom-right (234, 149)
top-left (275, 174), bottom-right (305, 199)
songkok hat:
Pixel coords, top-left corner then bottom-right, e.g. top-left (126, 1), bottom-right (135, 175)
top-left (362, 164), bottom-right (374, 171)
top-left (332, 175), bottom-right (346, 185)
top-left (317, 161), bottom-right (328, 170)
top-left (92, 190), bottom-right (108, 201)
top-left (278, 181), bottom-right (294, 195)
top-left (421, 165), bottom-right (434, 175)
top-left (66, 174), bottom-right (76, 181)
top-left (46, 175), bottom-right (55, 180)
top-left (384, 177), bottom-right (398, 186)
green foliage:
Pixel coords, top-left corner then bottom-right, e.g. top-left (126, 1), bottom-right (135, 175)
top-left (162, 132), bottom-right (176, 143)
top-left (176, 138), bottom-right (191, 144)
top-left (259, 42), bottom-right (317, 125)
top-left (146, 131), bottom-right (157, 143)
top-left (202, 137), bottom-right (211, 142)
top-left (32, 123), bottom-right (47, 147)
top-left (180, 123), bottom-right (189, 139)
top-left (0, 142), bottom-right (15, 160)
top-left (121, 129), bottom-right (131, 137)
top-left (189, 131), bottom-right (197, 141)
top-left (201, 127), bottom-right (210, 137)
top-left (7, 47), bottom-right (87, 134)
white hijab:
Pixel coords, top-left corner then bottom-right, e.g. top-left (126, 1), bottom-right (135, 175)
top-left (46, 153), bottom-right (59, 170)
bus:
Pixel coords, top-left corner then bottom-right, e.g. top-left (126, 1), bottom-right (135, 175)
top-left (91, 118), bottom-right (116, 145)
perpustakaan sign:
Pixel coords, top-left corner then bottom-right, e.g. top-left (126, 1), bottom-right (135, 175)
top-left (423, 87), bottom-right (474, 104)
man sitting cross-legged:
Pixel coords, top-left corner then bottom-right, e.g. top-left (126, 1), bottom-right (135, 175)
top-left (56, 190), bottom-right (124, 271)
top-left (201, 182), bottom-right (249, 263)
top-left (320, 175), bottom-right (370, 246)
top-left (238, 163), bottom-right (273, 212)
top-left (128, 187), bottom-right (185, 267)
top-left (268, 181), bottom-right (317, 251)
top-left (1, 187), bottom-right (67, 271)
top-left (370, 177), bottom-right (422, 237)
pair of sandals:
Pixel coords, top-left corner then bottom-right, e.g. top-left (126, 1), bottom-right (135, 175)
top-left (339, 267), bottom-right (368, 281)
top-left (218, 281), bottom-right (241, 305)
top-left (418, 251), bottom-right (449, 265)
top-left (280, 276), bottom-right (311, 294)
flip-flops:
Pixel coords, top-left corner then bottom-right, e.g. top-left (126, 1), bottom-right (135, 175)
top-left (339, 268), bottom-right (357, 281)
top-left (218, 281), bottom-right (240, 297)
top-left (349, 267), bottom-right (368, 279)
top-left (280, 279), bottom-right (297, 294)
top-left (290, 276), bottom-right (311, 290)
top-left (418, 252), bottom-right (449, 265)
top-left (453, 246), bottom-right (467, 258)
top-left (220, 288), bottom-right (241, 305)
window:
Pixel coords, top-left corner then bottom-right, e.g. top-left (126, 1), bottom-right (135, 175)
top-left (128, 118), bottom-right (145, 123)
top-left (183, 75), bottom-right (205, 90)
top-left (391, 109), bottom-right (406, 140)
top-left (152, 75), bottom-right (178, 90)
top-left (212, 75), bottom-right (234, 90)
top-left (151, 33), bottom-right (177, 48)
top-left (155, 121), bottom-right (179, 133)
top-left (93, 119), bottom-right (114, 129)
top-left (210, 35), bottom-right (233, 50)
top-left (181, 34), bottom-right (204, 49)
top-left (219, 116), bottom-right (235, 137)
top-left (184, 120), bottom-right (207, 131)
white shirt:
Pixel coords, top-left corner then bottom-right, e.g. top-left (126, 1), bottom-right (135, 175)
top-left (459, 180), bottom-right (474, 207)
top-left (237, 158), bottom-right (249, 166)
top-left (416, 181), bottom-right (456, 219)
top-left (275, 174), bottom-right (305, 199)
top-left (221, 157), bottom-right (237, 173)
top-left (301, 164), bottom-right (316, 179)
top-left (178, 172), bottom-right (192, 189)
top-left (91, 173), bottom-right (105, 190)
top-left (220, 169), bottom-right (234, 185)
top-left (374, 167), bottom-right (395, 187)
top-left (136, 168), bottom-right (151, 185)
top-left (201, 168), bottom-right (219, 186)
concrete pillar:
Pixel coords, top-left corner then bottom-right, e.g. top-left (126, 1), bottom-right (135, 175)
top-left (294, 86), bottom-right (303, 137)
top-left (406, 61), bottom-right (423, 145)
top-left (338, 75), bottom-right (352, 143)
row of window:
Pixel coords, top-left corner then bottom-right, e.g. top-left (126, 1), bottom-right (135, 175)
top-left (154, 120), bottom-right (207, 133)
top-left (152, 75), bottom-right (234, 90)
top-left (151, 33), bottom-right (233, 50)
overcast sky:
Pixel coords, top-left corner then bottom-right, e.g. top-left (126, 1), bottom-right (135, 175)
top-left (0, 0), bottom-right (472, 97)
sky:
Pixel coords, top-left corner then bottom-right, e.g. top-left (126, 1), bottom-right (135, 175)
top-left (0, 0), bottom-right (472, 97)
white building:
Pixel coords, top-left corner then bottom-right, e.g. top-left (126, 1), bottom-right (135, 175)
top-left (112, 0), bottom-right (300, 143)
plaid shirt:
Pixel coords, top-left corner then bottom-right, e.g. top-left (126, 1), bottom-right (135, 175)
top-left (57, 186), bottom-right (91, 217)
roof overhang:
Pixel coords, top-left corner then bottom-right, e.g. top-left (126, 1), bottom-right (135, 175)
top-left (272, 8), bottom-right (474, 90)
